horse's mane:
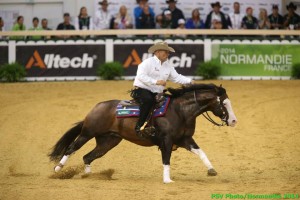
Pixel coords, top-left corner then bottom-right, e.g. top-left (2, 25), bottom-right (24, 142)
top-left (166, 83), bottom-right (225, 98)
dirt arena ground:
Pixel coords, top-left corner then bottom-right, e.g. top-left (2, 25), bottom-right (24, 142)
top-left (0, 80), bottom-right (299, 200)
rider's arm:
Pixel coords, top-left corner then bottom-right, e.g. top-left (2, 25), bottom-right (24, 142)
top-left (168, 66), bottom-right (193, 84)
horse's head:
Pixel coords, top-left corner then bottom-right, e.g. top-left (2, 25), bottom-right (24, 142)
top-left (167, 84), bottom-right (237, 127)
top-left (210, 85), bottom-right (237, 127)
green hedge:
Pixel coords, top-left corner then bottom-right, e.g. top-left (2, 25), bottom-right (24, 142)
top-left (196, 61), bottom-right (221, 80)
top-left (291, 63), bottom-right (300, 79)
top-left (97, 62), bottom-right (124, 80)
top-left (0, 62), bottom-right (26, 82)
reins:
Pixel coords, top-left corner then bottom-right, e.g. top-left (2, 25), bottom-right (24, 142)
top-left (193, 91), bottom-right (225, 127)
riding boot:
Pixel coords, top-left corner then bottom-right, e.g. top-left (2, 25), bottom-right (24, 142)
top-left (135, 124), bottom-right (144, 138)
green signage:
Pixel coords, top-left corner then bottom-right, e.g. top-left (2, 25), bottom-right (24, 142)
top-left (211, 44), bottom-right (300, 76)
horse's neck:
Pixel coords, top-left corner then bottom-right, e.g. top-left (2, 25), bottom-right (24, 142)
top-left (177, 92), bottom-right (214, 120)
top-left (174, 93), bottom-right (205, 120)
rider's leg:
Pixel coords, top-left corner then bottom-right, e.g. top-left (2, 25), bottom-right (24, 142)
top-left (134, 88), bottom-right (156, 135)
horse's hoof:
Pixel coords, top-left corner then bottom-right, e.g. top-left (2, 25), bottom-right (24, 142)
top-left (207, 168), bottom-right (218, 176)
top-left (163, 179), bottom-right (174, 184)
top-left (84, 165), bottom-right (91, 174)
top-left (54, 165), bottom-right (62, 172)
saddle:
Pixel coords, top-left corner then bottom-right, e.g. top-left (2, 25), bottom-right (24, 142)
top-left (116, 94), bottom-right (170, 118)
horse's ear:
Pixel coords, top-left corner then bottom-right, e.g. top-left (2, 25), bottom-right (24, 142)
top-left (219, 84), bottom-right (223, 88)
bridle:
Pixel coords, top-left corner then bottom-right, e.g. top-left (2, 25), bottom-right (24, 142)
top-left (193, 90), bottom-right (226, 127)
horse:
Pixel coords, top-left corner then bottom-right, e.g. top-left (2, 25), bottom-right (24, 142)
top-left (48, 83), bottom-right (237, 183)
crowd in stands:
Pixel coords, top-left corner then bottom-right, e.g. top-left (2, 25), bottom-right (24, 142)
top-left (0, 0), bottom-right (300, 40)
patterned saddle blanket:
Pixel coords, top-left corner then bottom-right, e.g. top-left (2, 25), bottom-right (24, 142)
top-left (116, 97), bottom-right (170, 118)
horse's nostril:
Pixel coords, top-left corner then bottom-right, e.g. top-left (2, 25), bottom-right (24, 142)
top-left (232, 120), bottom-right (236, 124)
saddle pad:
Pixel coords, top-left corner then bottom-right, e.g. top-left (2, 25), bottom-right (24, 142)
top-left (116, 97), bottom-right (170, 118)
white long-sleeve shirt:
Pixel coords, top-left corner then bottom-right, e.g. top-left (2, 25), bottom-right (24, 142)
top-left (94, 8), bottom-right (113, 30)
top-left (133, 55), bottom-right (192, 93)
top-left (229, 13), bottom-right (244, 29)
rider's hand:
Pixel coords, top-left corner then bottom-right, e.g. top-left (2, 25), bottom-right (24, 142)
top-left (156, 80), bottom-right (166, 86)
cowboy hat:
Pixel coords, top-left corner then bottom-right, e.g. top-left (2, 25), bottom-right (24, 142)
top-left (148, 42), bottom-right (175, 53)
top-left (99, 0), bottom-right (109, 5)
top-left (166, 0), bottom-right (177, 3)
top-left (286, 2), bottom-right (297, 10)
top-left (211, 1), bottom-right (222, 8)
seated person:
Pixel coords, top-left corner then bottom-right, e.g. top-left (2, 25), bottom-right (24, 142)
top-left (268, 5), bottom-right (284, 29)
top-left (205, 2), bottom-right (229, 29)
top-left (11, 16), bottom-right (26, 40)
top-left (28, 17), bottom-right (43, 40)
top-left (283, 2), bottom-right (300, 30)
top-left (258, 9), bottom-right (271, 29)
top-left (175, 18), bottom-right (186, 38)
top-left (138, 2), bottom-right (155, 29)
top-left (75, 7), bottom-right (93, 30)
top-left (242, 7), bottom-right (258, 29)
top-left (185, 9), bottom-right (205, 29)
top-left (134, 0), bottom-right (154, 29)
top-left (114, 5), bottom-right (133, 30)
top-left (56, 13), bottom-right (76, 39)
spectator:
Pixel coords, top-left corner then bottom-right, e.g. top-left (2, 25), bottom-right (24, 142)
top-left (161, 10), bottom-right (172, 38)
top-left (268, 5), bottom-right (284, 29)
top-left (161, 10), bottom-right (172, 29)
top-left (229, 2), bottom-right (244, 29)
top-left (75, 7), bottom-right (93, 30)
top-left (205, 2), bottom-right (229, 29)
top-left (175, 18), bottom-right (186, 38)
top-left (164, 0), bottom-right (185, 29)
top-left (94, 0), bottom-right (114, 30)
top-left (134, 0), bottom-right (155, 29)
top-left (241, 7), bottom-right (258, 29)
top-left (114, 5), bottom-right (133, 30)
top-left (11, 16), bottom-right (26, 40)
top-left (185, 8), bottom-right (205, 29)
top-left (0, 17), bottom-right (4, 30)
top-left (41, 18), bottom-right (51, 30)
top-left (0, 17), bottom-right (4, 32)
top-left (155, 15), bottom-right (163, 29)
top-left (56, 13), bottom-right (76, 39)
top-left (41, 18), bottom-right (51, 39)
top-left (28, 17), bottom-right (43, 40)
top-left (258, 9), bottom-right (271, 29)
top-left (0, 17), bottom-right (5, 40)
top-left (139, 3), bottom-right (155, 29)
top-left (283, 2), bottom-right (300, 30)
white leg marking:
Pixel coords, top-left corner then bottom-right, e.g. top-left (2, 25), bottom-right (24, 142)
top-left (54, 155), bottom-right (69, 172)
top-left (85, 164), bottom-right (91, 174)
top-left (163, 165), bottom-right (174, 183)
top-left (60, 155), bottom-right (69, 165)
top-left (191, 148), bottom-right (213, 170)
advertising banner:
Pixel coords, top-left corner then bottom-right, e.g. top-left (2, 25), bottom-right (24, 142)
top-left (211, 44), bottom-right (300, 76)
top-left (114, 43), bottom-right (204, 76)
top-left (0, 45), bottom-right (8, 65)
top-left (16, 45), bottom-right (105, 77)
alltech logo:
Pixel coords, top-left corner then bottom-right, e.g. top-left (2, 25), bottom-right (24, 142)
top-left (25, 50), bottom-right (96, 69)
top-left (123, 49), bottom-right (196, 68)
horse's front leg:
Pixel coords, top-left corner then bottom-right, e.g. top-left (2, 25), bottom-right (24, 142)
top-left (181, 137), bottom-right (217, 176)
top-left (160, 135), bottom-right (174, 183)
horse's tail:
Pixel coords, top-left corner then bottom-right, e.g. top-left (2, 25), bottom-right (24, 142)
top-left (48, 121), bottom-right (84, 161)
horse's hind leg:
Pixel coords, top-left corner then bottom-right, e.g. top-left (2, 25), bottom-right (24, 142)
top-left (54, 127), bottom-right (94, 172)
top-left (83, 134), bottom-right (122, 174)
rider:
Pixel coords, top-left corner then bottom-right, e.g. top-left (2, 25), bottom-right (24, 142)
top-left (132, 41), bottom-right (193, 137)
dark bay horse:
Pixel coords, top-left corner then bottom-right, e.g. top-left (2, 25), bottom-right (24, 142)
top-left (49, 84), bottom-right (237, 183)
